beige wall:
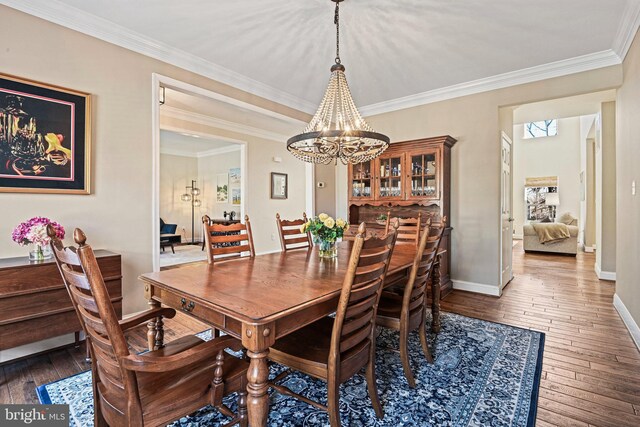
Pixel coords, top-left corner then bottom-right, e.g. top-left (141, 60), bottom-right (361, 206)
top-left (198, 150), bottom-right (242, 228)
top-left (159, 153), bottom-right (199, 241)
top-left (336, 67), bottom-right (623, 290)
top-left (314, 164), bottom-right (336, 217)
top-left (615, 30), bottom-right (640, 341)
top-left (595, 102), bottom-right (617, 274)
top-left (512, 117), bottom-right (582, 237)
top-left (0, 6), bottom-right (307, 315)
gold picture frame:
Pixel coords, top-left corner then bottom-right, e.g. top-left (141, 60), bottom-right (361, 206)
top-left (0, 73), bottom-right (91, 194)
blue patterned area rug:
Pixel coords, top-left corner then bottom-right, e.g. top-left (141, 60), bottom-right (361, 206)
top-left (37, 312), bottom-right (544, 427)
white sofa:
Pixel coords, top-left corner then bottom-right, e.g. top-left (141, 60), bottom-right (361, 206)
top-left (522, 220), bottom-right (578, 255)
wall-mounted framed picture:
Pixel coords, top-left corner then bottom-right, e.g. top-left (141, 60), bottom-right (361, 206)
top-left (270, 172), bottom-right (288, 199)
top-left (0, 73), bottom-right (91, 194)
top-left (216, 173), bottom-right (228, 203)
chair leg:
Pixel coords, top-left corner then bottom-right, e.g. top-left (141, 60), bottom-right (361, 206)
top-left (237, 390), bottom-right (248, 427)
top-left (399, 327), bottom-right (416, 388)
top-left (365, 353), bottom-right (384, 419)
top-left (419, 319), bottom-right (434, 364)
top-left (327, 379), bottom-right (341, 427)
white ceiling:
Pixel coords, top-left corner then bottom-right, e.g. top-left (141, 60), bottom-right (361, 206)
top-left (4, 0), bottom-right (637, 115)
top-left (160, 130), bottom-right (237, 157)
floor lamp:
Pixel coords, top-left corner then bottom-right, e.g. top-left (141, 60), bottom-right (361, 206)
top-left (181, 180), bottom-right (202, 244)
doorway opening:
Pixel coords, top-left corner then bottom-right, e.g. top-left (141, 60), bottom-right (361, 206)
top-left (500, 89), bottom-right (617, 289)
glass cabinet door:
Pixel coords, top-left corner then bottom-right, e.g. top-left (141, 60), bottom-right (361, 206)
top-left (408, 151), bottom-right (439, 199)
top-left (376, 155), bottom-right (404, 199)
top-left (349, 160), bottom-right (373, 200)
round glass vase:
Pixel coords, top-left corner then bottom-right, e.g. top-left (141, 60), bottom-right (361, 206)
top-left (29, 243), bottom-right (53, 261)
top-left (314, 237), bottom-right (337, 259)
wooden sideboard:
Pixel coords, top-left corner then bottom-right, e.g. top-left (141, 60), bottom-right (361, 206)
top-left (347, 135), bottom-right (456, 296)
top-left (0, 250), bottom-right (122, 352)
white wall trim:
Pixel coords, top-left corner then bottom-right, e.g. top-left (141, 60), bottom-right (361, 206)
top-left (513, 233), bottom-right (523, 240)
top-left (255, 249), bottom-right (282, 257)
top-left (1, 0), bottom-right (316, 115)
top-left (612, 0), bottom-right (640, 61)
top-left (613, 294), bottom-right (640, 351)
top-left (198, 145), bottom-right (242, 158)
top-left (161, 105), bottom-right (293, 143)
top-left (452, 280), bottom-right (501, 297)
top-left (359, 50), bottom-right (621, 117)
top-left (584, 245), bottom-right (595, 253)
top-left (594, 262), bottom-right (616, 281)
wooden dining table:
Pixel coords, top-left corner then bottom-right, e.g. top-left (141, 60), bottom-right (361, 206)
top-left (139, 241), bottom-right (445, 427)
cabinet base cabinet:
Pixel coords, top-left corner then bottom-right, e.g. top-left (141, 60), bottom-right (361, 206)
top-left (0, 250), bottom-right (122, 353)
top-left (347, 135), bottom-right (456, 299)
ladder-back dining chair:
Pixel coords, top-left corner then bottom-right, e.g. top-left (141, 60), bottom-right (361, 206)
top-left (276, 212), bottom-right (312, 251)
top-left (268, 223), bottom-right (398, 427)
top-left (376, 216), bottom-right (447, 387)
top-left (48, 226), bottom-right (249, 427)
top-left (386, 212), bottom-right (422, 246)
top-left (203, 214), bottom-right (255, 264)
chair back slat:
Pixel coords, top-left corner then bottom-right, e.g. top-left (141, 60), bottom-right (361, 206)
top-left (276, 213), bottom-right (312, 251)
top-left (329, 223), bottom-right (397, 369)
top-left (49, 227), bottom-right (140, 421)
top-left (400, 217), bottom-right (447, 325)
top-left (203, 215), bottom-right (256, 263)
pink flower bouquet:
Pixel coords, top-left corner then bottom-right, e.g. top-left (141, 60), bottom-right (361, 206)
top-left (12, 217), bottom-right (65, 260)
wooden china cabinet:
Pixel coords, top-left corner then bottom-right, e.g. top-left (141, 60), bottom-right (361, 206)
top-left (348, 135), bottom-right (456, 296)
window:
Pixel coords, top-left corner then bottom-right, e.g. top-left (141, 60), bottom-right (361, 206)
top-left (523, 119), bottom-right (558, 139)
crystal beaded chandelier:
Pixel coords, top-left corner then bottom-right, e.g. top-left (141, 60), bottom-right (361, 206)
top-left (287, 0), bottom-right (389, 165)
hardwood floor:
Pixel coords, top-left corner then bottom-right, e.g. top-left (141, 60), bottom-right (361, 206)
top-left (441, 241), bottom-right (640, 427)
top-left (1, 241), bottom-right (638, 426)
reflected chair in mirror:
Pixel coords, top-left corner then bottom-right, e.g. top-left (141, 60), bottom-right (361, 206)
top-left (386, 212), bottom-right (422, 246)
top-left (376, 216), bottom-right (447, 388)
top-left (48, 226), bottom-right (249, 427)
top-left (276, 212), bottom-right (312, 251)
top-left (268, 223), bottom-right (398, 427)
top-left (203, 214), bottom-right (255, 264)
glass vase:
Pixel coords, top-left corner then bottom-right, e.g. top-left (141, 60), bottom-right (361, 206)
top-left (315, 237), bottom-right (337, 259)
top-left (29, 243), bottom-right (52, 261)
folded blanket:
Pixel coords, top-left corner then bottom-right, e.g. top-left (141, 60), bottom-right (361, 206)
top-left (531, 223), bottom-right (570, 244)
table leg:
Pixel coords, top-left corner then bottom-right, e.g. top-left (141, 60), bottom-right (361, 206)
top-left (431, 255), bottom-right (442, 333)
top-left (246, 349), bottom-right (270, 427)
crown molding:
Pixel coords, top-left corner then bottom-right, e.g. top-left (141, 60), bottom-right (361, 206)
top-left (160, 144), bottom-right (240, 158)
top-left (160, 105), bottom-right (289, 143)
top-left (359, 50), bottom-right (622, 117)
top-left (1, 0), bottom-right (316, 114)
top-left (197, 145), bottom-right (241, 158)
top-left (612, 0), bottom-right (640, 61)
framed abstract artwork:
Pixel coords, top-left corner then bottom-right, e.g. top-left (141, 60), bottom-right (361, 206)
top-left (271, 172), bottom-right (288, 199)
top-left (0, 74), bottom-right (91, 194)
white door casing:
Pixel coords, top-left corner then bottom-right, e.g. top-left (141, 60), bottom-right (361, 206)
top-left (501, 132), bottom-right (514, 289)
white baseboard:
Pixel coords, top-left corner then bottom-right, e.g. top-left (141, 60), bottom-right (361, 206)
top-left (0, 333), bottom-right (78, 364)
top-left (594, 262), bottom-right (616, 281)
top-left (255, 248), bottom-right (282, 256)
top-left (513, 234), bottom-right (523, 240)
top-left (452, 280), bottom-right (501, 296)
top-left (613, 294), bottom-right (640, 351)
top-left (584, 246), bottom-right (595, 253)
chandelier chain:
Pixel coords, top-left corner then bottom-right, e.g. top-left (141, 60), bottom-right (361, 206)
top-left (334, 1), bottom-right (340, 64)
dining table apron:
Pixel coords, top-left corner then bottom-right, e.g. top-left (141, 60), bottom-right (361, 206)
top-left (139, 241), bottom-right (445, 427)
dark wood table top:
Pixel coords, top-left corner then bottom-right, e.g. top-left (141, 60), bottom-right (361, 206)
top-left (140, 241), bottom-right (418, 325)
